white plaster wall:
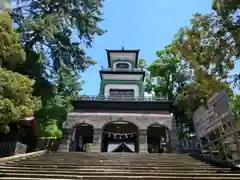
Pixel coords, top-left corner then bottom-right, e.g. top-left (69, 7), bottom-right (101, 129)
top-left (102, 74), bottom-right (142, 81)
top-left (110, 52), bottom-right (136, 61)
top-left (104, 84), bottom-right (139, 97)
top-left (66, 112), bottom-right (173, 130)
top-left (113, 61), bottom-right (132, 69)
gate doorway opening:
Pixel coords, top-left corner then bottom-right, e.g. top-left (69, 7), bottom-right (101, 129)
top-left (147, 124), bottom-right (170, 153)
top-left (101, 121), bottom-right (139, 152)
top-left (70, 124), bottom-right (93, 152)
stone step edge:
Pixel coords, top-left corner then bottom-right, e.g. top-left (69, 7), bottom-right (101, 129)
top-left (2, 173), bottom-right (240, 179)
top-left (1, 170), bottom-right (237, 176)
top-left (0, 150), bottom-right (47, 163)
top-left (2, 164), bottom-right (228, 170)
top-left (1, 178), bottom-right (240, 180)
top-left (0, 167), bottom-right (229, 172)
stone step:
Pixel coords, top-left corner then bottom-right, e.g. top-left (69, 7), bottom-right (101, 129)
top-left (47, 153), bottom-right (187, 155)
top-left (27, 156), bottom-right (201, 161)
top-left (37, 157), bottom-right (196, 161)
top-left (44, 155), bottom-right (192, 160)
top-left (29, 155), bottom-right (197, 159)
top-left (14, 159), bottom-right (207, 165)
top-left (2, 173), bottom-right (240, 179)
top-left (50, 152), bottom-right (188, 155)
top-left (0, 166), bottom-right (230, 173)
top-left (5, 162), bottom-right (212, 167)
top-left (44, 155), bottom-right (193, 159)
top-left (1, 152), bottom-right (239, 180)
top-left (1, 178), bottom-right (240, 180)
top-left (2, 164), bottom-right (229, 171)
top-left (1, 169), bottom-right (238, 176)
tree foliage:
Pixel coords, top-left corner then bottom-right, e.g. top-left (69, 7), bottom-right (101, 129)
top-left (174, 13), bottom-right (236, 79)
top-left (12, 0), bottom-right (104, 73)
top-left (173, 13), bottom-right (236, 118)
top-left (146, 45), bottom-right (190, 100)
top-left (145, 10), bottom-right (239, 137)
top-left (10, 0), bottom-right (105, 137)
top-left (0, 68), bottom-right (41, 132)
top-left (212, 0), bottom-right (240, 87)
top-left (0, 12), bottom-right (25, 70)
top-left (0, 12), bottom-right (41, 132)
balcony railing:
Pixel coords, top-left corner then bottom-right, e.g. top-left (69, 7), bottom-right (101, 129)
top-left (74, 95), bottom-right (167, 101)
top-left (100, 68), bottom-right (144, 72)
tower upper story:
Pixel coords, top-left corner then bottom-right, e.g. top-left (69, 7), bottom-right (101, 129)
top-left (99, 48), bottom-right (145, 99)
top-left (106, 48), bottom-right (140, 69)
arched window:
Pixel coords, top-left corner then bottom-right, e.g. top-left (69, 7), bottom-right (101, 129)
top-left (116, 63), bottom-right (129, 69)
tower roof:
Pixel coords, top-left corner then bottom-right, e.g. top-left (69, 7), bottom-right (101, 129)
top-left (105, 49), bottom-right (140, 68)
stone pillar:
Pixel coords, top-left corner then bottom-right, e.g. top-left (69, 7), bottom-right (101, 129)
top-left (139, 129), bottom-right (148, 153)
top-left (165, 129), bottom-right (169, 142)
top-left (91, 128), bottom-right (102, 152)
top-left (165, 130), bottom-right (172, 153)
top-left (170, 115), bottom-right (180, 152)
top-left (58, 128), bottom-right (72, 152)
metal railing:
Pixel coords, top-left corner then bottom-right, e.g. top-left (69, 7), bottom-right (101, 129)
top-left (100, 68), bottom-right (144, 72)
top-left (74, 95), bottom-right (167, 101)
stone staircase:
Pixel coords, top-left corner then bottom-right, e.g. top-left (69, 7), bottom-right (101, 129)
top-left (0, 152), bottom-right (240, 179)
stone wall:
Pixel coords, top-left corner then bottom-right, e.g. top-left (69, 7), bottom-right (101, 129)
top-left (59, 111), bottom-right (179, 152)
top-left (65, 112), bottom-right (173, 130)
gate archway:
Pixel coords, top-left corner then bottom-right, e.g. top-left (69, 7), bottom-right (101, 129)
top-left (147, 124), bottom-right (170, 153)
top-left (101, 121), bottom-right (139, 152)
top-left (70, 123), bottom-right (94, 152)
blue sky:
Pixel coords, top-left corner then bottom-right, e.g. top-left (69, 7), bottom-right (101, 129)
top-left (81, 0), bottom-right (219, 95)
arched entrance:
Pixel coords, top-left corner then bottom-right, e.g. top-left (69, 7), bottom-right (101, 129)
top-left (70, 123), bottom-right (94, 152)
top-left (147, 124), bottom-right (170, 153)
top-left (101, 121), bottom-right (139, 153)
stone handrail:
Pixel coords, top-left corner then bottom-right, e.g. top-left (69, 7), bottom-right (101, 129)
top-left (0, 150), bottom-right (47, 163)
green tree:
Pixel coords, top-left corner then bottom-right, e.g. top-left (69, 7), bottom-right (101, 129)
top-left (12, 0), bottom-right (104, 73)
top-left (0, 13), bottom-right (41, 132)
top-left (173, 13), bottom-right (236, 106)
top-left (171, 12), bottom-right (238, 137)
top-left (174, 13), bottom-right (236, 79)
top-left (212, 0), bottom-right (240, 88)
top-left (146, 13), bottom-right (237, 136)
top-left (145, 44), bottom-right (192, 137)
top-left (0, 69), bottom-right (41, 132)
top-left (146, 45), bottom-right (190, 100)
top-left (36, 66), bottom-right (82, 138)
top-left (11, 0), bottom-right (105, 137)
top-left (138, 58), bottom-right (148, 70)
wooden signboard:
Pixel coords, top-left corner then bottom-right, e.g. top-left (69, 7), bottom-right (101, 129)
top-left (193, 90), bottom-right (230, 138)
